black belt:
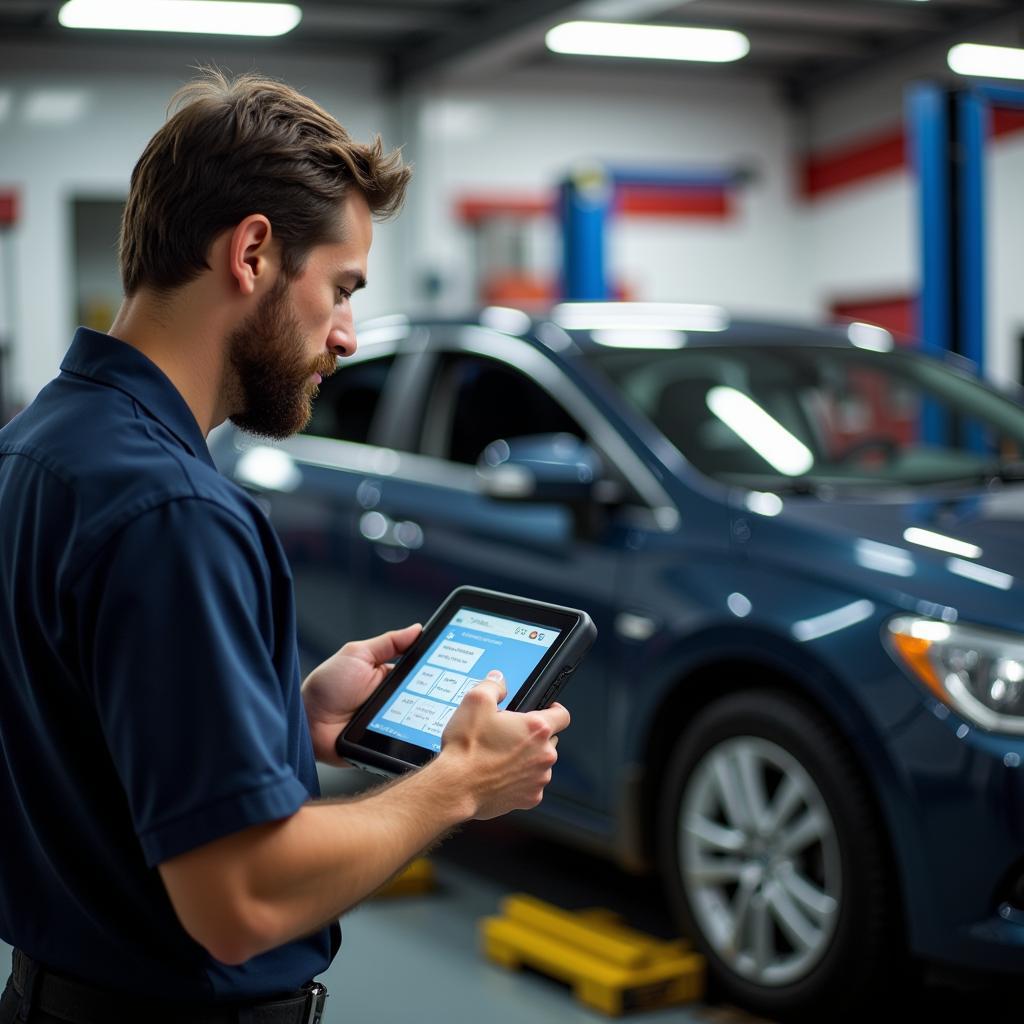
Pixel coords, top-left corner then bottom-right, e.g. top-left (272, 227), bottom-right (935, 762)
top-left (11, 950), bottom-right (328, 1024)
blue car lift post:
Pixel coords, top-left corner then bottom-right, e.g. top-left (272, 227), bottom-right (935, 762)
top-left (559, 165), bottom-right (742, 301)
top-left (908, 81), bottom-right (1024, 448)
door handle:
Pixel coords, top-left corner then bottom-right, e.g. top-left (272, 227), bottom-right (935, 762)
top-left (359, 511), bottom-right (424, 550)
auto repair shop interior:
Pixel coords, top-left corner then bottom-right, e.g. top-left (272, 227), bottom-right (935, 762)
top-left (2, 1), bottom-right (1024, 1022)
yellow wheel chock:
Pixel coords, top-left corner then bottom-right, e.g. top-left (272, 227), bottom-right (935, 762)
top-left (481, 894), bottom-right (705, 1015)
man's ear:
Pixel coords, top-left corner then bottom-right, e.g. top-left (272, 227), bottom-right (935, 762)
top-left (227, 214), bottom-right (275, 297)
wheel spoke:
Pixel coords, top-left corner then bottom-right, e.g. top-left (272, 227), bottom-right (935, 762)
top-left (766, 880), bottom-right (820, 953)
top-left (750, 894), bottom-right (773, 973)
top-left (736, 745), bottom-right (769, 834)
top-left (778, 808), bottom-right (825, 856)
top-left (712, 751), bottom-right (754, 832)
top-left (686, 814), bottom-right (747, 853)
top-left (687, 858), bottom-right (746, 885)
top-left (763, 774), bottom-right (803, 834)
top-left (728, 873), bottom-right (759, 952)
top-left (777, 861), bottom-right (838, 922)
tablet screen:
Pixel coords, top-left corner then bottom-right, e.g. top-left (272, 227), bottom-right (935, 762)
top-left (366, 606), bottom-right (563, 753)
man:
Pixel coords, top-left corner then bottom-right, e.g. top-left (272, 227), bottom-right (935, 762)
top-left (0, 70), bottom-right (569, 1024)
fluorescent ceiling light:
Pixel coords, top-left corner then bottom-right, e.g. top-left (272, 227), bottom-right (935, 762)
top-left (855, 539), bottom-right (915, 578)
top-left (552, 302), bottom-right (728, 332)
top-left (946, 557), bottom-right (1013, 591)
top-left (744, 491), bottom-right (784, 517)
top-left (58, 0), bottom-right (302, 36)
top-left (903, 527), bottom-right (981, 559)
top-left (480, 306), bottom-right (532, 337)
top-left (546, 21), bottom-right (749, 63)
top-left (591, 328), bottom-right (686, 349)
top-left (706, 386), bottom-right (814, 476)
top-left (792, 599), bottom-right (875, 643)
top-left (948, 43), bottom-right (1024, 81)
top-left (848, 321), bottom-right (893, 352)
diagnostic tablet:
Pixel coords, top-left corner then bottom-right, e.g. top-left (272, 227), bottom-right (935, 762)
top-left (336, 586), bottom-right (596, 775)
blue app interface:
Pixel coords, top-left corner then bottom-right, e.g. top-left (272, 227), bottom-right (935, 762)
top-left (368, 606), bottom-right (561, 753)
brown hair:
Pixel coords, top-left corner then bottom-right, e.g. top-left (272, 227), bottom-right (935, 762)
top-left (118, 68), bottom-right (411, 295)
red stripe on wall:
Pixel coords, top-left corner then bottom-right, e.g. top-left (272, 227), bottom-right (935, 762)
top-left (616, 185), bottom-right (730, 217)
top-left (831, 294), bottom-right (916, 339)
top-left (456, 186), bottom-right (732, 224)
top-left (456, 195), bottom-right (552, 223)
top-left (805, 104), bottom-right (1024, 201)
top-left (802, 129), bottom-right (906, 198)
top-left (993, 106), bottom-right (1024, 138)
top-left (0, 191), bottom-right (17, 227)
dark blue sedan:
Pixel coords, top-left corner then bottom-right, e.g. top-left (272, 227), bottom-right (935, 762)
top-left (213, 303), bottom-right (1024, 1017)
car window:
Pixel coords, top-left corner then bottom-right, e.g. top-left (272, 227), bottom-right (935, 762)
top-left (303, 355), bottom-right (396, 444)
top-left (590, 344), bottom-right (1024, 488)
top-left (419, 353), bottom-right (585, 465)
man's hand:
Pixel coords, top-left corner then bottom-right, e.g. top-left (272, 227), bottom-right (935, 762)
top-left (301, 623), bottom-right (422, 764)
top-left (437, 674), bottom-right (571, 820)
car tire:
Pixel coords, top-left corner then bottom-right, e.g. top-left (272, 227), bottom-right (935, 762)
top-left (657, 689), bottom-right (905, 1020)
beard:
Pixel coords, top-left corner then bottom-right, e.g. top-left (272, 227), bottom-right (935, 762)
top-left (226, 276), bottom-right (337, 439)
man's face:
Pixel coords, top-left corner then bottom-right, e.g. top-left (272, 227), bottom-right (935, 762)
top-left (227, 191), bottom-right (372, 439)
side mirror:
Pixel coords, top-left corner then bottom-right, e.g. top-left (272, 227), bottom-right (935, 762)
top-left (476, 433), bottom-right (605, 505)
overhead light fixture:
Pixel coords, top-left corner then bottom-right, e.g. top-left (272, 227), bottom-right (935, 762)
top-left (591, 328), bottom-right (686, 349)
top-left (903, 527), bottom-right (981, 560)
top-left (792, 599), bottom-right (876, 643)
top-left (847, 321), bottom-right (894, 352)
top-left (546, 21), bottom-right (750, 63)
top-left (58, 0), bottom-right (302, 37)
top-left (552, 302), bottom-right (728, 332)
top-left (946, 557), bottom-right (1013, 591)
top-left (706, 386), bottom-right (814, 476)
top-left (948, 43), bottom-right (1024, 81)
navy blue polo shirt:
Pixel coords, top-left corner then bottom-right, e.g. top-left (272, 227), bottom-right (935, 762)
top-left (0, 328), bottom-right (339, 1000)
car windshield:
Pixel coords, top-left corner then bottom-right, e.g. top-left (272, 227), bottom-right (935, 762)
top-left (588, 343), bottom-right (1024, 490)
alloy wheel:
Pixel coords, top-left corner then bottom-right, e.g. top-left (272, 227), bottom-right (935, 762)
top-left (678, 735), bottom-right (842, 987)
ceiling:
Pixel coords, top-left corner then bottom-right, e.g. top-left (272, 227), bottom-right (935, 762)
top-left (0, 0), bottom-right (1021, 98)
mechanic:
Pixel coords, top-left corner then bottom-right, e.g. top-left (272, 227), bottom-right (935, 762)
top-left (0, 70), bottom-right (569, 1024)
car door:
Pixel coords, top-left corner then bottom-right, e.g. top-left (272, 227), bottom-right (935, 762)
top-left (348, 324), bottom-right (677, 824)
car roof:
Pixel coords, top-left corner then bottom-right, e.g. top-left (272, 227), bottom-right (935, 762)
top-left (358, 304), bottom-right (897, 358)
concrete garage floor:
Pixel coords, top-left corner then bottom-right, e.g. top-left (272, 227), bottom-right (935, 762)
top-left (0, 770), bottom-right (1019, 1023)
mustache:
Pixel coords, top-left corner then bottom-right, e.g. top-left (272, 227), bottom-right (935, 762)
top-left (311, 354), bottom-right (339, 378)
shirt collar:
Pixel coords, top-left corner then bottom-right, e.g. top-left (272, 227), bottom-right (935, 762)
top-left (61, 327), bottom-right (215, 468)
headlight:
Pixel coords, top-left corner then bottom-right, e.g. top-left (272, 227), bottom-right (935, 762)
top-left (887, 616), bottom-right (1024, 734)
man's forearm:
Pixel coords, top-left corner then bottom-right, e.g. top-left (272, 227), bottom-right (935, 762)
top-left (160, 753), bottom-right (474, 964)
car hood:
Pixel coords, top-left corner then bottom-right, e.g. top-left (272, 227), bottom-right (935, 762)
top-left (747, 482), bottom-right (1024, 629)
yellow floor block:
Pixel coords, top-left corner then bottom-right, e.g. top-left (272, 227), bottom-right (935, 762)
top-left (372, 858), bottom-right (436, 898)
top-left (481, 894), bottom-right (705, 1016)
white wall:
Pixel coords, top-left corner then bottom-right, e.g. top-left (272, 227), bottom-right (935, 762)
top-left (400, 69), bottom-right (814, 321)
top-left (989, 131), bottom-right (1024, 384)
top-left (0, 55), bottom-right (395, 406)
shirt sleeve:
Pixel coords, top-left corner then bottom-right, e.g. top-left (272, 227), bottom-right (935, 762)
top-left (77, 497), bottom-right (310, 867)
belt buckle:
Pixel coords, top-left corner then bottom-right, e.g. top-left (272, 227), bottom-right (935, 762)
top-left (303, 982), bottom-right (327, 1024)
